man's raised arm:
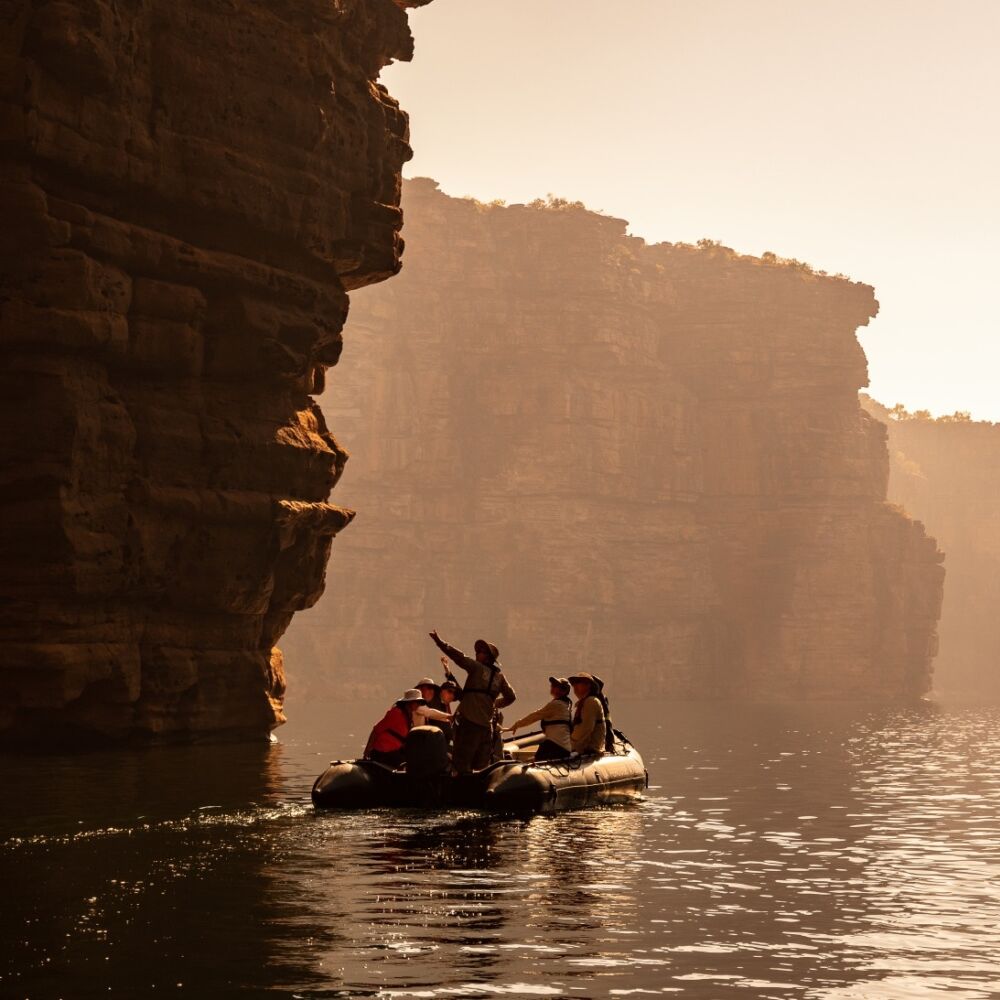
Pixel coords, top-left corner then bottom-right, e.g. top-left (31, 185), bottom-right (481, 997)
top-left (429, 630), bottom-right (471, 672)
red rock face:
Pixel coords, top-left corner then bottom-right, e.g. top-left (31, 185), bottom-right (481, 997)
top-left (0, 0), bottom-right (429, 743)
top-left (283, 179), bottom-right (944, 702)
top-left (862, 397), bottom-right (1000, 697)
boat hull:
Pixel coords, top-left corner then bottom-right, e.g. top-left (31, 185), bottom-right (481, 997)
top-left (485, 747), bottom-right (647, 812)
top-left (311, 742), bottom-right (647, 814)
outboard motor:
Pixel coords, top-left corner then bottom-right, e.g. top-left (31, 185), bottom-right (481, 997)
top-left (404, 725), bottom-right (449, 780)
top-left (400, 725), bottom-right (450, 807)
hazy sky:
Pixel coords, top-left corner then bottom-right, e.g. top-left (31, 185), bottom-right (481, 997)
top-left (383, 0), bottom-right (1000, 420)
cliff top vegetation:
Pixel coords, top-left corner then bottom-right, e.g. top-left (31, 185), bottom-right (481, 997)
top-left (861, 394), bottom-right (997, 428)
top-left (406, 177), bottom-right (867, 290)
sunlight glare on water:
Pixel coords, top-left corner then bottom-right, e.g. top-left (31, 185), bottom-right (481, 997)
top-left (3, 700), bottom-right (1000, 998)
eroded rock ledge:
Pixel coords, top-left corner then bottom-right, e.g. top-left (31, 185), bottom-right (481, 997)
top-left (284, 178), bottom-right (944, 702)
top-left (0, 0), bottom-right (429, 743)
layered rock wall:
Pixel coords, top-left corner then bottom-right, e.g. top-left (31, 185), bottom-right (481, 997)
top-left (0, 0), bottom-right (429, 742)
top-left (862, 397), bottom-right (1000, 695)
top-left (283, 179), bottom-right (944, 701)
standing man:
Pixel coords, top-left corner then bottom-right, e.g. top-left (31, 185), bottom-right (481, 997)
top-left (429, 630), bottom-right (516, 773)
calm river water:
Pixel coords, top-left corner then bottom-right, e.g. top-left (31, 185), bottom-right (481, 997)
top-left (3, 699), bottom-right (1000, 998)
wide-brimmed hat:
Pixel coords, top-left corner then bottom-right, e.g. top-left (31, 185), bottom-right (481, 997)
top-left (414, 676), bottom-right (441, 691)
top-left (474, 638), bottom-right (499, 662)
top-left (548, 675), bottom-right (571, 694)
top-left (398, 689), bottom-right (426, 704)
top-left (568, 672), bottom-right (599, 692)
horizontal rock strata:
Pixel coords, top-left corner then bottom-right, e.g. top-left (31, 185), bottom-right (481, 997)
top-left (862, 397), bottom-right (999, 696)
top-left (0, 0), bottom-right (429, 743)
top-left (283, 178), bottom-right (944, 701)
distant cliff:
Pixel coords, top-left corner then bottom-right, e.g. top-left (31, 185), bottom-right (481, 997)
top-left (0, 0), bottom-right (431, 744)
top-left (862, 396), bottom-right (999, 696)
top-left (283, 178), bottom-right (944, 702)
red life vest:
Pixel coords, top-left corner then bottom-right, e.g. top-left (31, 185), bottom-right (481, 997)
top-left (367, 705), bottom-right (412, 754)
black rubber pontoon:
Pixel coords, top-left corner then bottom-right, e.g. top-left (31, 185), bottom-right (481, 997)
top-left (311, 726), bottom-right (647, 813)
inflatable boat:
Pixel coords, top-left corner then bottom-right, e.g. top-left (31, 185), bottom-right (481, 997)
top-left (311, 726), bottom-right (647, 813)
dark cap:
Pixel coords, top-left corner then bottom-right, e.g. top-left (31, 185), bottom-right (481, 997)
top-left (474, 638), bottom-right (499, 662)
top-left (548, 675), bottom-right (571, 694)
top-left (441, 679), bottom-right (460, 692)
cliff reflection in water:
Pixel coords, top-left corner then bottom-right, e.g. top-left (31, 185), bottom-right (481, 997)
top-left (4, 700), bottom-right (1000, 998)
top-left (1, 740), bottom-right (295, 995)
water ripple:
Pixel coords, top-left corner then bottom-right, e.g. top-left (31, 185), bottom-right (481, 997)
top-left (2, 701), bottom-right (1000, 998)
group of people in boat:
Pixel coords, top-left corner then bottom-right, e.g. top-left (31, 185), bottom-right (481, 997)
top-left (363, 630), bottom-right (613, 774)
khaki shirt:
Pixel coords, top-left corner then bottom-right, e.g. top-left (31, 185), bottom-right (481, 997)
top-left (571, 695), bottom-right (606, 754)
top-left (513, 697), bottom-right (572, 751)
top-left (437, 641), bottom-right (515, 728)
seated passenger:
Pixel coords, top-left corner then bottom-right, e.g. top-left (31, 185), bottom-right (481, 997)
top-left (505, 676), bottom-right (572, 761)
top-left (440, 656), bottom-right (463, 700)
top-left (363, 689), bottom-right (429, 770)
top-left (438, 678), bottom-right (460, 745)
top-left (591, 673), bottom-right (616, 752)
top-left (440, 677), bottom-right (461, 708)
top-left (413, 676), bottom-right (454, 730)
top-left (569, 672), bottom-right (606, 756)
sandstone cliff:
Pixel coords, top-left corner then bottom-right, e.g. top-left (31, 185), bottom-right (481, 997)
top-left (862, 397), bottom-right (1000, 696)
top-left (0, 0), bottom-right (430, 743)
top-left (283, 179), bottom-right (944, 702)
